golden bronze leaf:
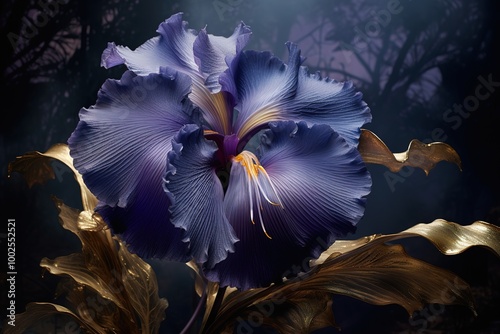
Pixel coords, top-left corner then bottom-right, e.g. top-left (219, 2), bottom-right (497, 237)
top-left (62, 280), bottom-right (138, 334)
top-left (47, 199), bottom-right (128, 307)
top-left (41, 253), bottom-right (128, 310)
top-left (8, 143), bottom-right (97, 211)
top-left (186, 260), bottom-right (207, 298)
top-left (358, 129), bottom-right (462, 175)
top-left (217, 291), bottom-right (336, 334)
top-left (206, 246), bottom-right (473, 334)
top-left (203, 219), bottom-right (500, 333)
top-left (118, 240), bottom-right (168, 334)
top-left (201, 282), bottom-right (223, 328)
top-left (296, 244), bottom-right (474, 314)
top-left (186, 260), bottom-right (238, 330)
top-left (13, 198), bottom-right (168, 334)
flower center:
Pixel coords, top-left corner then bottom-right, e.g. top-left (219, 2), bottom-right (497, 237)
top-left (233, 151), bottom-right (283, 239)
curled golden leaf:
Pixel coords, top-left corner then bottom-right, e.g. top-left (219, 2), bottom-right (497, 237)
top-left (186, 260), bottom-right (207, 298)
top-left (396, 219), bottom-right (500, 256)
top-left (358, 129), bottom-right (462, 175)
top-left (206, 247), bottom-right (474, 334)
top-left (8, 143), bottom-right (97, 211)
top-left (313, 219), bottom-right (500, 266)
top-left (185, 260), bottom-right (237, 330)
top-left (8, 145), bottom-right (167, 333)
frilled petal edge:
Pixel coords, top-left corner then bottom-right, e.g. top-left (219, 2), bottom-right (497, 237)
top-left (67, 70), bottom-right (197, 260)
top-left (164, 124), bottom-right (239, 268)
top-left (68, 69), bottom-right (196, 207)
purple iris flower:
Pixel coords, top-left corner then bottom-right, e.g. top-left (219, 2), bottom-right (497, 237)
top-left (68, 13), bottom-right (371, 290)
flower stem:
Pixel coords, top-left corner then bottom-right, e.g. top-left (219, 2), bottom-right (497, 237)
top-left (202, 286), bottom-right (227, 334)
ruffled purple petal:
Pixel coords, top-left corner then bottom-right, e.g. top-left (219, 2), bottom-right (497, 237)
top-left (231, 43), bottom-right (371, 146)
top-left (292, 65), bottom-right (371, 147)
top-left (101, 13), bottom-right (198, 75)
top-left (164, 124), bottom-right (239, 268)
top-left (205, 121), bottom-right (371, 289)
top-left (68, 69), bottom-right (197, 260)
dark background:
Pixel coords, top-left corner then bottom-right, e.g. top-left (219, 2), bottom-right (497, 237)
top-left (1, 0), bottom-right (499, 333)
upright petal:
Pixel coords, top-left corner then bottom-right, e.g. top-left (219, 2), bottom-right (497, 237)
top-left (190, 22), bottom-right (251, 135)
top-left (231, 45), bottom-right (300, 138)
top-left (68, 69), bottom-right (197, 260)
top-left (193, 22), bottom-right (252, 93)
top-left (205, 121), bottom-right (371, 289)
top-left (231, 43), bottom-right (371, 146)
top-left (164, 125), bottom-right (239, 268)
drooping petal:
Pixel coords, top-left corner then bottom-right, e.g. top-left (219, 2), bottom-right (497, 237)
top-left (231, 43), bottom-right (371, 146)
top-left (68, 69), bottom-right (197, 260)
top-left (164, 124), bottom-right (239, 268)
top-left (205, 121), bottom-right (371, 289)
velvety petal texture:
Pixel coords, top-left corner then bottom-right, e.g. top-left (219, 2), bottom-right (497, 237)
top-left (164, 125), bottom-right (239, 268)
top-left (68, 69), bottom-right (197, 260)
top-left (230, 43), bottom-right (371, 146)
top-left (205, 121), bottom-right (371, 289)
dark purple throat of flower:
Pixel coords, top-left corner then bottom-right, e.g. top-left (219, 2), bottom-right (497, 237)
top-left (204, 129), bottom-right (284, 239)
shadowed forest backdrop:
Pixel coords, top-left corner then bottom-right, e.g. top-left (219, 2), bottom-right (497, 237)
top-left (2, 0), bottom-right (500, 333)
